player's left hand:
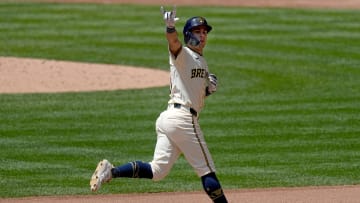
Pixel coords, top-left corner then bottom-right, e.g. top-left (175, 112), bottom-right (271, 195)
top-left (206, 73), bottom-right (217, 96)
top-left (160, 5), bottom-right (179, 28)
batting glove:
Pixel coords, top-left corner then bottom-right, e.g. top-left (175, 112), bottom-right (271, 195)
top-left (206, 73), bottom-right (217, 96)
top-left (160, 5), bottom-right (179, 28)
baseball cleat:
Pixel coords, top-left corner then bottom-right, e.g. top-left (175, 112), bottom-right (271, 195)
top-left (90, 159), bottom-right (114, 192)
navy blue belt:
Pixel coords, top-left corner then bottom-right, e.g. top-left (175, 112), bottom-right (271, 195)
top-left (174, 103), bottom-right (198, 117)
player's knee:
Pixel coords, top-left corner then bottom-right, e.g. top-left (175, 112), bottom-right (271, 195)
top-left (150, 162), bottom-right (170, 181)
top-left (201, 172), bottom-right (228, 203)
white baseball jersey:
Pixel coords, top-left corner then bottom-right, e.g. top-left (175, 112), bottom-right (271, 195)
top-left (150, 46), bottom-right (216, 180)
top-left (168, 46), bottom-right (209, 113)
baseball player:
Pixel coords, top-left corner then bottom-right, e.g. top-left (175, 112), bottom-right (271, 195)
top-left (90, 6), bottom-right (228, 203)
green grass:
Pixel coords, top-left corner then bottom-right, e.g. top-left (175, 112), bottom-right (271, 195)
top-left (1, 2), bottom-right (360, 198)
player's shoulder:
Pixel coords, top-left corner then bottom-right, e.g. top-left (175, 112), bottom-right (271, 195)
top-left (172, 46), bottom-right (199, 62)
top-left (182, 46), bottom-right (198, 57)
top-left (183, 46), bottom-right (192, 53)
top-left (184, 46), bottom-right (203, 60)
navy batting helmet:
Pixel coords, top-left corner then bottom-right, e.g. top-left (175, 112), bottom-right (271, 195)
top-left (183, 16), bottom-right (212, 46)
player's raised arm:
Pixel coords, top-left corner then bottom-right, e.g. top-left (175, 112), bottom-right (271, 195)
top-left (161, 6), bottom-right (182, 56)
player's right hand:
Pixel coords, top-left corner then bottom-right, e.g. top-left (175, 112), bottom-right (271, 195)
top-left (160, 5), bottom-right (179, 28)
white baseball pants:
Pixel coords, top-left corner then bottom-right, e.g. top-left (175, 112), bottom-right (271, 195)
top-left (150, 104), bottom-right (216, 181)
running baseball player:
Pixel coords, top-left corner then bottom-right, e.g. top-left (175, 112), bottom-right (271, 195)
top-left (90, 6), bottom-right (228, 203)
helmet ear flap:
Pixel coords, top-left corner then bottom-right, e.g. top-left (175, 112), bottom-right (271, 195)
top-left (185, 31), bottom-right (200, 46)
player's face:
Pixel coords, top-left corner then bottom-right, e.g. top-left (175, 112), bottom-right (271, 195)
top-left (189, 26), bottom-right (208, 54)
top-left (192, 26), bottom-right (208, 47)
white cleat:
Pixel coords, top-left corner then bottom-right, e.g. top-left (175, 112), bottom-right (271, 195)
top-left (90, 159), bottom-right (114, 192)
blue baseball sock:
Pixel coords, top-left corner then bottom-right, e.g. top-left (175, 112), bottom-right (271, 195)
top-left (111, 161), bottom-right (153, 179)
top-left (201, 172), bottom-right (228, 203)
